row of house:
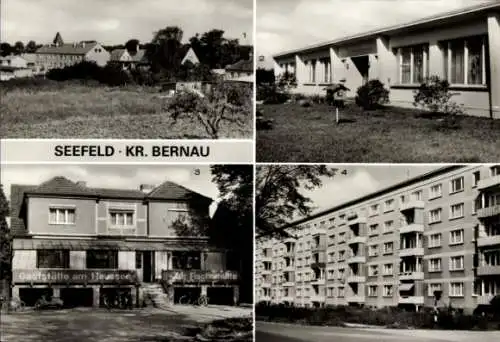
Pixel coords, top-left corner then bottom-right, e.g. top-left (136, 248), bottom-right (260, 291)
top-left (10, 177), bottom-right (240, 307)
top-left (272, 2), bottom-right (500, 118)
top-left (1, 32), bottom-right (253, 82)
top-left (255, 165), bottom-right (500, 314)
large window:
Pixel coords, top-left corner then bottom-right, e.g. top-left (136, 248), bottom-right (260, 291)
top-left (49, 207), bottom-right (76, 225)
top-left (398, 44), bottom-right (429, 84)
top-left (450, 203), bottom-right (464, 220)
top-left (109, 210), bottom-right (134, 227)
top-left (444, 36), bottom-right (487, 85)
top-left (86, 250), bottom-right (118, 269)
top-left (37, 250), bottom-right (69, 268)
top-left (171, 251), bottom-right (201, 270)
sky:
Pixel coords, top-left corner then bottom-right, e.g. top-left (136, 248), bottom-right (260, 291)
top-left (300, 165), bottom-right (441, 216)
top-left (1, 164), bottom-right (221, 216)
top-left (0, 0), bottom-right (253, 45)
top-left (256, 0), bottom-right (494, 68)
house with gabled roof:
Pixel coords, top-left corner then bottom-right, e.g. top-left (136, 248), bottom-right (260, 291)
top-left (9, 176), bottom-right (240, 308)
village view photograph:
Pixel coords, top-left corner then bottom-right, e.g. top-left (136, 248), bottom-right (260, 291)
top-left (0, 164), bottom-right (253, 342)
top-left (256, 0), bottom-right (500, 163)
top-left (254, 164), bottom-right (500, 341)
top-left (0, 0), bottom-right (254, 139)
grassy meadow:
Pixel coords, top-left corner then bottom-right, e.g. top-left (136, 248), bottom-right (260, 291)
top-left (1, 81), bottom-right (253, 139)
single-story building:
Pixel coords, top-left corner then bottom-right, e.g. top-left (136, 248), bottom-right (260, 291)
top-left (272, 2), bottom-right (500, 118)
top-left (0, 65), bottom-right (33, 81)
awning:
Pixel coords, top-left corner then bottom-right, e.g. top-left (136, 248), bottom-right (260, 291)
top-left (399, 283), bottom-right (415, 292)
top-left (13, 238), bottom-right (169, 251)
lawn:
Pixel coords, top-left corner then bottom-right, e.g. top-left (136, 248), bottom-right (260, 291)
top-left (0, 307), bottom-right (253, 342)
top-left (256, 102), bottom-right (500, 163)
top-left (0, 82), bottom-right (253, 139)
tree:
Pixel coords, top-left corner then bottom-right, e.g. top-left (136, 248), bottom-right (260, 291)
top-left (0, 185), bottom-right (11, 288)
top-left (26, 40), bottom-right (37, 53)
top-left (210, 165), bottom-right (253, 304)
top-left (255, 165), bottom-right (337, 237)
top-left (13, 41), bottom-right (25, 55)
top-left (147, 26), bottom-right (184, 75)
top-left (125, 39), bottom-right (140, 53)
top-left (0, 42), bottom-right (12, 57)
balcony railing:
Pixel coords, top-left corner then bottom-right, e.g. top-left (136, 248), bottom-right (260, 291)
top-left (346, 295), bottom-right (365, 303)
top-left (311, 228), bottom-right (327, 236)
top-left (398, 296), bottom-right (424, 304)
top-left (399, 223), bottom-right (424, 234)
top-left (347, 235), bottom-right (368, 245)
top-left (477, 265), bottom-right (500, 276)
top-left (311, 243), bottom-right (326, 252)
top-left (476, 295), bottom-right (495, 305)
top-left (347, 255), bottom-right (366, 264)
top-left (400, 200), bottom-right (425, 212)
top-left (399, 271), bottom-right (424, 280)
top-left (162, 269), bottom-right (239, 284)
top-left (346, 275), bottom-right (366, 283)
top-left (477, 235), bottom-right (500, 247)
top-left (477, 175), bottom-right (500, 191)
top-left (399, 247), bottom-right (424, 257)
top-left (477, 205), bottom-right (500, 219)
top-left (348, 217), bottom-right (367, 226)
top-left (12, 269), bottom-right (139, 284)
top-left (310, 261), bottom-right (326, 269)
top-left (310, 295), bottom-right (326, 302)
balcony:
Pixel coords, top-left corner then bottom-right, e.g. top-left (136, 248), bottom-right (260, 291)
top-left (283, 250), bottom-right (295, 257)
top-left (310, 295), bottom-right (326, 302)
top-left (477, 175), bottom-right (500, 191)
top-left (347, 255), bottom-right (366, 264)
top-left (310, 262), bottom-right (326, 269)
top-left (284, 237), bottom-right (297, 243)
top-left (12, 269), bottom-right (139, 284)
top-left (399, 247), bottom-right (424, 257)
top-left (284, 264), bottom-right (295, 272)
top-left (399, 271), bottom-right (424, 281)
top-left (310, 278), bottom-right (326, 285)
top-left (348, 217), bottom-right (367, 226)
top-left (311, 228), bottom-right (327, 236)
top-left (261, 281), bottom-right (272, 288)
top-left (282, 281), bottom-right (295, 287)
top-left (261, 256), bottom-right (273, 262)
top-left (311, 243), bottom-right (326, 253)
top-left (398, 296), bottom-right (424, 305)
top-left (261, 269), bottom-right (272, 275)
top-left (477, 205), bottom-right (500, 219)
top-left (281, 296), bottom-right (295, 303)
top-left (162, 269), bottom-right (239, 284)
top-left (477, 235), bottom-right (500, 247)
top-left (259, 295), bottom-right (272, 302)
top-left (346, 275), bottom-right (366, 283)
top-left (346, 295), bottom-right (365, 303)
top-left (477, 265), bottom-right (500, 276)
top-left (348, 235), bottom-right (368, 245)
top-left (400, 200), bottom-right (425, 212)
top-left (399, 223), bottom-right (424, 234)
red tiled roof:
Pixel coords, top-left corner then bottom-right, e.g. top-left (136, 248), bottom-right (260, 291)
top-left (226, 57), bottom-right (253, 72)
top-left (146, 181), bottom-right (207, 200)
top-left (29, 176), bottom-right (97, 197)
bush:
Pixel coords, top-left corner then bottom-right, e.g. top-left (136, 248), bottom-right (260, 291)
top-left (355, 79), bottom-right (389, 110)
top-left (413, 76), bottom-right (464, 116)
top-left (46, 61), bottom-right (131, 86)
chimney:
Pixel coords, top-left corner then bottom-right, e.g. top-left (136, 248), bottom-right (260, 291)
top-left (139, 184), bottom-right (155, 193)
top-left (81, 42), bottom-right (85, 48)
top-left (76, 181), bottom-right (87, 188)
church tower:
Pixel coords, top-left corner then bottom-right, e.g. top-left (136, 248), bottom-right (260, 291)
top-left (53, 32), bottom-right (64, 46)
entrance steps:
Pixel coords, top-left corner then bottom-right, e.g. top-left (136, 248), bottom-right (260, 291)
top-left (141, 283), bottom-right (171, 310)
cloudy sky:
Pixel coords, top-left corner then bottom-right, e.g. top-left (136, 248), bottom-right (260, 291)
top-left (1, 0), bottom-right (253, 45)
top-left (1, 164), bottom-right (222, 215)
top-left (257, 0), bottom-right (493, 67)
top-left (301, 165), bottom-right (441, 216)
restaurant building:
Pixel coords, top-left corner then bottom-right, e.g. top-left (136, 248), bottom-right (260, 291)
top-left (255, 165), bottom-right (500, 313)
top-left (10, 176), bottom-right (240, 307)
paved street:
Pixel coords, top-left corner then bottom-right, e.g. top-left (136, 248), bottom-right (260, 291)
top-left (0, 305), bottom-right (252, 342)
top-left (256, 322), bottom-right (500, 342)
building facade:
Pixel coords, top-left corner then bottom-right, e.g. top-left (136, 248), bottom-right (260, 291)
top-left (0, 55), bottom-right (33, 81)
top-left (272, 3), bottom-right (500, 118)
top-left (10, 177), bottom-right (240, 308)
top-left (255, 165), bottom-right (500, 313)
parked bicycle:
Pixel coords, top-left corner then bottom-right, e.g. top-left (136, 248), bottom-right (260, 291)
top-left (102, 290), bottom-right (132, 309)
top-left (178, 294), bottom-right (209, 306)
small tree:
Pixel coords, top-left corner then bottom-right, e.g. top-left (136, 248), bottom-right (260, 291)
top-left (413, 76), bottom-right (464, 115)
top-left (355, 79), bottom-right (389, 110)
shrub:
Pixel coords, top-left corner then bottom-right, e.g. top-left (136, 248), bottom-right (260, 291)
top-left (355, 79), bottom-right (390, 110)
top-left (413, 76), bottom-right (464, 116)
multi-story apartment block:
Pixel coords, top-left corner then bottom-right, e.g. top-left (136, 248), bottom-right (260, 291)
top-left (10, 176), bottom-right (240, 307)
top-left (272, 2), bottom-right (500, 118)
top-left (255, 165), bottom-right (500, 313)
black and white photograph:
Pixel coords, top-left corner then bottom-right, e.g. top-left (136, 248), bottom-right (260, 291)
top-left (256, 0), bottom-right (500, 162)
top-left (0, 0), bottom-right (254, 139)
top-left (254, 164), bottom-right (500, 341)
top-left (0, 164), bottom-right (253, 341)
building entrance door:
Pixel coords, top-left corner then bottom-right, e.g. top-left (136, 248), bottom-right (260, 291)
top-left (351, 55), bottom-right (370, 84)
top-left (143, 251), bottom-right (155, 282)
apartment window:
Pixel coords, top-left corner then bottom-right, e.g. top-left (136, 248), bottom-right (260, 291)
top-left (491, 165), bottom-right (500, 177)
top-left (368, 244), bottom-right (378, 257)
top-left (383, 242), bottom-right (394, 254)
top-left (338, 268), bottom-right (345, 279)
top-left (428, 283), bottom-right (442, 296)
top-left (168, 208), bottom-right (190, 227)
top-left (449, 282), bottom-right (464, 297)
top-left (368, 265), bottom-right (379, 277)
top-left (472, 171), bottom-right (481, 187)
top-left (328, 252), bottom-right (335, 263)
top-left (443, 36), bottom-right (487, 85)
top-left (338, 250), bottom-right (346, 261)
top-left (383, 221), bottom-right (394, 233)
top-left (428, 258), bottom-right (442, 272)
top-left (327, 287), bottom-right (334, 297)
top-left (368, 285), bottom-right (378, 297)
top-left (411, 190), bottom-right (423, 201)
top-left (135, 251), bottom-right (142, 269)
top-left (384, 199), bottom-right (395, 212)
top-left (450, 229), bottom-right (464, 245)
top-left (172, 251), bottom-right (201, 270)
top-left (37, 250), bottom-right (69, 268)
top-left (429, 184), bottom-right (441, 200)
top-left (450, 177), bottom-right (464, 194)
top-left (429, 208), bottom-right (442, 224)
top-left (369, 224), bottom-right (379, 236)
top-left (450, 255), bottom-right (464, 271)
top-left (450, 203), bottom-right (464, 220)
top-left (383, 263), bottom-right (393, 275)
top-left (109, 210), bottom-right (134, 227)
top-left (369, 204), bottom-right (379, 216)
top-left (339, 232), bottom-right (346, 243)
top-left (86, 250), bottom-right (118, 269)
top-left (428, 233), bottom-right (442, 248)
top-left (49, 207), bottom-right (76, 224)
top-left (398, 44), bottom-right (429, 84)
top-left (328, 270), bottom-right (335, 279)
top-left (329, 234), bottom-right (336, 245)
top-left (383, 285), bottom-right (394, 297)
top-left (338, 287), bottom-right (345, 297)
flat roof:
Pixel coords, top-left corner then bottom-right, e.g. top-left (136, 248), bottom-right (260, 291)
top-left (273, 1), bottom-right (500, 59)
